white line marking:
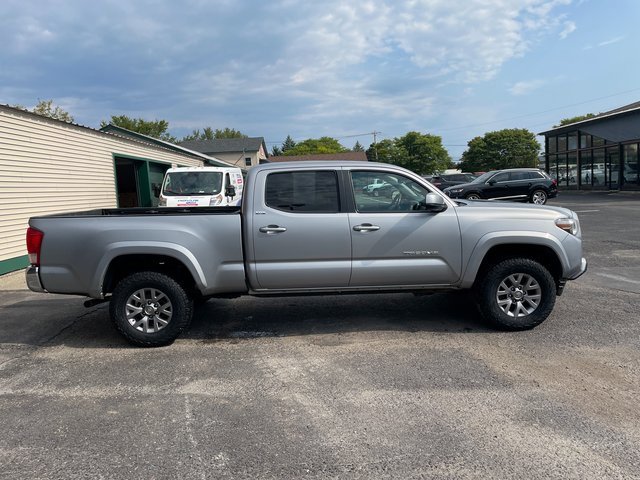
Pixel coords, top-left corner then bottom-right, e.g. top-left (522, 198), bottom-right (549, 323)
top-left (596, 273), bottom-right (640, 285)
top-left (574, 209), bottom-right (600, 213)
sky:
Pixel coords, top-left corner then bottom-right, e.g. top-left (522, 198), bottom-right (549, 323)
top-left (2, 0), bottom-right (639, 160)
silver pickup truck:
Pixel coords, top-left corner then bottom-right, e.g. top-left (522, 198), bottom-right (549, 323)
top-left (26, 161), bottom-right (587, 346)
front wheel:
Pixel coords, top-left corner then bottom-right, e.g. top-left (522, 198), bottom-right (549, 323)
top-left (109, 271), bottom-right (193, 347)
top-left (465, 193), bottom-right (481, 200)
top-left (530, 189), bottom-right (547, 205)
top-left (475, 258), bottom-right (556, 330)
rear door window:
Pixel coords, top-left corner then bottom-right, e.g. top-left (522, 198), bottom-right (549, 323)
top-left (265, 171), bottom-right (339, 213)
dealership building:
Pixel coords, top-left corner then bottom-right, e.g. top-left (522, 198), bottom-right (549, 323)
top-left (539, 101), bottom-right (640, 190)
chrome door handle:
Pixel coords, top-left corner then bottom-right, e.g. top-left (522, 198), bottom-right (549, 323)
top-left (353, 224), bottom-right (380, 232)
top-left (259, 225), bottom-right (287, 234)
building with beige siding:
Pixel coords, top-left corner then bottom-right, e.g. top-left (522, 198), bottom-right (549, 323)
top-left (0, 105), bottom-right (232, 275)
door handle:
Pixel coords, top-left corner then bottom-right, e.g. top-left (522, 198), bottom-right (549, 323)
top-left (353, 223), bottom-right (380, 232)
top-left (259, 225), bottom-right (287, 234)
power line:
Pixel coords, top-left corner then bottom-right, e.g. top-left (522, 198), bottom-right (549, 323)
top-left (265, 131), bottom-right (381, 145)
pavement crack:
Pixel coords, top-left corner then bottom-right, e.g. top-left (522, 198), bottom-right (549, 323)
top-left (40, 305), bottom-right (107, 346)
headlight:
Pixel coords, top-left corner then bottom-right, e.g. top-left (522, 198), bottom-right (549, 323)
top-left (209, 194), bottom-right (223, 206)
top-left (449, 188), bottom-right (464, 193)
top-left (555, 217), bottom-right (579, 235)
top-left (158, 196), bottom-right (166, 206)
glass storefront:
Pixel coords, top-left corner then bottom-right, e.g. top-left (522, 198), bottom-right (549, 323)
top-left (606, 147), bottom-right (620, 189)
top-left (579, 150), bottom-right (592, 187)
top-left (545, 128), bottom-right (639, 190)
top-left (548, 154), bottom-right (558, 182)
top-left (622, 144), bottom-right (639, 187)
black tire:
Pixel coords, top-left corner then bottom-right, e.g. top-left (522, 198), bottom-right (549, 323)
top-left (530, 189), bottom-right (548, 205)
top-left (465, 193), bottom-right (481, 200)
top-left (475, 258), bottom-right (556, 330)
top-left (109, 271), bottom-right (193, 347)
top-left (373, 189), bottom-right (380, 197)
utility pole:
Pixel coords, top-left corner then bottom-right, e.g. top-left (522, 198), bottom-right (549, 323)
top-left (372, 131), bottom-right (381, 162)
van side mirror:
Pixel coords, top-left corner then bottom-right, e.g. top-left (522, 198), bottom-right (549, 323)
top-left (420, 192), bottom-right (447, 212)
top-left (225, 185), bottom-right (236, 197)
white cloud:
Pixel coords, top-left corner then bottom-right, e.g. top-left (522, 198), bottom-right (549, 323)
top-left (559, 20), bottom-right (576, 39)
top-left (583, 35), bottom-right (624, 50)
top-left (598, 36), bottom-right (624, 47)
top-left (509, 79), bottom-right (547, 96)
top-left (254, 0), bottom-right (577, 91)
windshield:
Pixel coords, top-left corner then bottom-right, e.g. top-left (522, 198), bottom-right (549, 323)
top-left (471, 171), bottom-right (499, 183)
top-left (162, 171), bottom-right (223, 196)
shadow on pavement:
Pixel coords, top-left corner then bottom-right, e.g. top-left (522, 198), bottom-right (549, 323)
top-left (0, 291), bottom-right (493, 349)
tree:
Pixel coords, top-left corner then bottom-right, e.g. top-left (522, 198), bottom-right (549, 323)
top-left (556, 113), bottom-right (597, 127)
top-left (31, 99), bottom-right (74, 122)
top-left (181, 127), bottom-right (216, 142)
top-left (271, 145), bottom-right (282, 156)
top-left (281, 135), bottom-right (296, 153)
top-left (366, 132), bottom-right (450, 175)
top-left (459, 128), bottom-right (540, 172)
top-left (213, 127), bottom-right (247, 139)
top-left (283, 136), bottom-right (349, 156)
top-left (101, 115), bottom-right (177, 142)
top-left (353, 140), bottom-right (364, 152)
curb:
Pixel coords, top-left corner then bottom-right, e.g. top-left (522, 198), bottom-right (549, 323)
top-left (0, 270), bottom-right (28, 291)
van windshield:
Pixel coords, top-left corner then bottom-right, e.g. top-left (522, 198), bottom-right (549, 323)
top-left (163, 172), bottom-right (223, 196)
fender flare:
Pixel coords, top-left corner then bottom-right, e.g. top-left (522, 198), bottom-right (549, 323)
top-left (90, 241), bottom-right (207, 298)
top-left (459, 231), bottom-right (569, 288)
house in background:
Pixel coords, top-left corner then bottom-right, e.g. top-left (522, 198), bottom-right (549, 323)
top-left (179, 137), bottom-right (268, 168)
top-left (267, 151), bottom-right (368, 163)
top-left (0, 105), bottom-right (227, 275)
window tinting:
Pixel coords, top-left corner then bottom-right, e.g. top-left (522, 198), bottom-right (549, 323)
top-left (509, 171), bottom-right (529, 181)
top-left (491, 172), bottom-right (510, 182)
top-left (557, 135), bottom-right (567, 152)
top-left (265, 171), bottom-right (339, 212)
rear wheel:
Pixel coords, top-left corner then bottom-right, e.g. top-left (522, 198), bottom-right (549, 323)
top-left (475, 258), bottom-right (556, 330)
top-left (110, 271), bottom-right (193, 347)
top-left (530, 189), bottom-right (548, 205)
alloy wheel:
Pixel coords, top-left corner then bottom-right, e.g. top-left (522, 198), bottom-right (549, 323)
top-left (125, 288), bottom-right (173, 333)
top-left (532, 191), bottom-right (547, 204)
top-left (496, 273), bottom-right (542, 318)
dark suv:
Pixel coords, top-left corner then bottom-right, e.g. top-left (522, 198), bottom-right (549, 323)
top-left (442, 168), bottom-right (557, 204)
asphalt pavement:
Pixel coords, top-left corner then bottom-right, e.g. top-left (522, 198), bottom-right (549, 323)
top-left (0, 191), bottom-right (639, 479)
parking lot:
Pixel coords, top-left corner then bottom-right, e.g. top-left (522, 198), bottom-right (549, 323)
top-left (1, 192), bottom-right (639, 479)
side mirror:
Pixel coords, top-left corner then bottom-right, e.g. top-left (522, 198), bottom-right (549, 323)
top-left (487, 180), bottom-right (496, 185)
top-left (421, 192), bottom-right (447, 212)
top-left (225, 185), bottom-right (237, 197)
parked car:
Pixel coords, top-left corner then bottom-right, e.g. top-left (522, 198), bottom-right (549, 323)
top-left (362, 178), bottom-right (393, 196)
top-left (428, 173), bottom-right (477, 190)
top-left (442, 168), bottom-right (557, 204)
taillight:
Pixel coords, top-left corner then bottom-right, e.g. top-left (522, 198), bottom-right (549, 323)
top-left (26, 227), bottom-right (44, 266)
top-left (552, 179), bottom-right (558, 186)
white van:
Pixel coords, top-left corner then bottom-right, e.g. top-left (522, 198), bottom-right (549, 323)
top-left (158, 166), bottom-right (244, 207)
